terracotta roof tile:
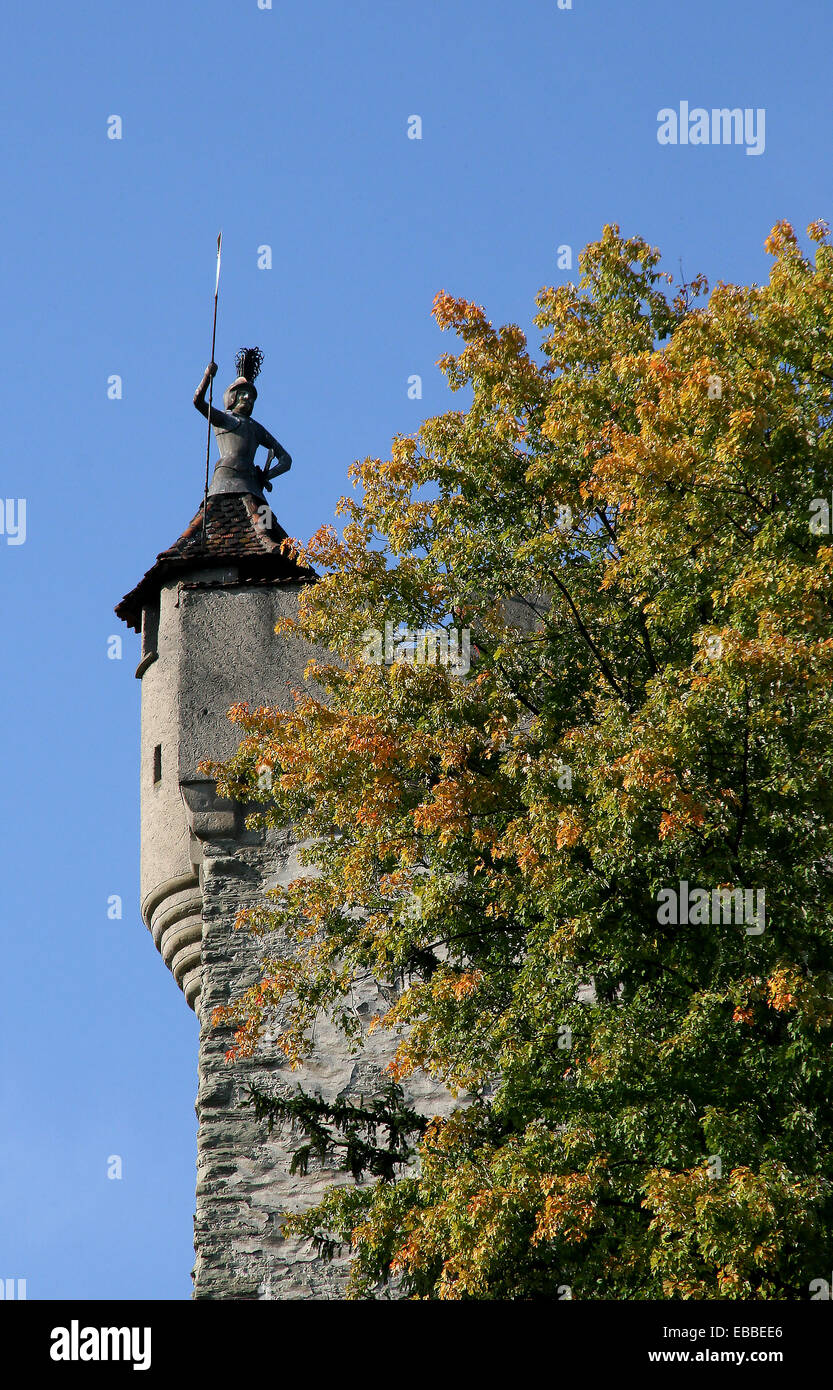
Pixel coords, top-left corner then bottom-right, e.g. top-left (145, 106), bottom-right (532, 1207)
top-left (115, 493), bottom-right (316, 631)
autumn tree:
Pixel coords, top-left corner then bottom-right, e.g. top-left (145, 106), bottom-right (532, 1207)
top-left (204, 223), bottom-right (833, 1299)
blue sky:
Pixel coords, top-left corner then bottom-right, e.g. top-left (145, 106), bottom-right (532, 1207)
top-left (1, 0), bottom-right (829, 1300)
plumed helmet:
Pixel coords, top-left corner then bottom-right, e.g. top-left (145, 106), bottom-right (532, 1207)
top-left (223, 347), bottom-right (263, 409)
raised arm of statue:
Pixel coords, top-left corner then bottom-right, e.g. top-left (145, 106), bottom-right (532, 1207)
top-left (193, 362), bottom-right (239, 430)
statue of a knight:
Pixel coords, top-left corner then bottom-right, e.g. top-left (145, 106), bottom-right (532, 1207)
top-left (194, 347), bottom-right (291, 497)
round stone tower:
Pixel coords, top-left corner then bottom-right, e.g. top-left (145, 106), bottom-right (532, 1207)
top-left (116, 492), bottom-right (316, 1016)
top-left (116, 365), bottom-right (455, 1298)
top-left (116, 488), bottom-right (366, 1299)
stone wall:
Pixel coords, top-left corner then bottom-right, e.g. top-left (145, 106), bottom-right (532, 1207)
top-left (136, 572), bottom-right (454, 1298)
top-left (192, 820), bottom-right (454, 1300)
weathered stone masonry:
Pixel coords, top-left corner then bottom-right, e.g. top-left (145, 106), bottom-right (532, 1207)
top-left (117, 493), bottom-right (452, 1299)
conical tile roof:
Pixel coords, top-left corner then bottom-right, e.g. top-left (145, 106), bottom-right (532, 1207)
top-left (115, 493), bottom-right (316, 632)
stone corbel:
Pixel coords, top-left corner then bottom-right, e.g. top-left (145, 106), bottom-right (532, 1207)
top-left (180, 779), bottom-right (242, 843)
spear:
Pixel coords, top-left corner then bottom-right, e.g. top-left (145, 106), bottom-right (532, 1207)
top-left (201, 231), bottom-right (222, 544)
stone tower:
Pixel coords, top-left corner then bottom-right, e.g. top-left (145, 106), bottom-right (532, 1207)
top-left (116, 488), bottom-right (342, 1298)
top-left (116, 358), bottom-right (453, 1298)
top-left (117, 505), bottom-right (384, 1299)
